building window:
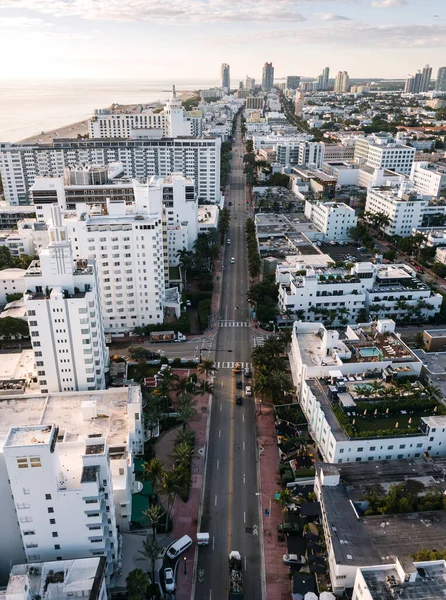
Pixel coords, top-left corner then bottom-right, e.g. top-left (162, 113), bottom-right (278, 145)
top-left (30, 457), bottom-right (41, 468)
top-left (52, 532), bottom-right (58, 538)
top-left (50, 518), bottom-right (56, 524)
top-left (45, 494), bottom-right (52, 500)
top-left (54, 544), bottom-right (60, 550)
top-left (48, 507), bottom-right (54, 514)
top-left (17, 457), bottom-right (28, 468)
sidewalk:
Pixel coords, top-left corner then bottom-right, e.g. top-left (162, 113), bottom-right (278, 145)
top-left (155, 382), bottom-right (210, 600)
top-left (257, 403), bottom-right (291, 600)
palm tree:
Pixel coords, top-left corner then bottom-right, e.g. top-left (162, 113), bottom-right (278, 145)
top-left (143, 458), bottom-right (165, 494)
top-left (138, 536), bottom-right (165, 586)
top-left (160, 468), bottom-right (188, 529)
top-left (142, 391), bottom-right (162, 440)
top-left (369, 380), bottom-right (384, 395)
top-left (275, 488), bottom-right (294, 524)
top-left (176, 247), bottom-right (194, 288)
top-left (172, 376), bottom-right (194, 397)
top-left (126, 568), bottom-right (150, 600)
top-left (278, 329), bottom-right (292, 353)
top-left (171, 441), bottom-right (194, 471)
top-left (175, 392), bottom-right (198, 431)
top-left (175, 427), bottom-right (195, 446)
top-left (197, 358), bottom-right (218, 380)
top-left (270, 369), bottom-right (292, 404)
top-left (142, 503), bottom-right (163, 541)
top-left (262, 337), bottom-right (285, 359)
top-left (155, 369), bottom-right (176, 413)
top-left (218, 207), bottom-right (231, 244)
top-left (254, 372), bottom-right (270, 402)
top-left (195, 379), bottom-right (214, 397)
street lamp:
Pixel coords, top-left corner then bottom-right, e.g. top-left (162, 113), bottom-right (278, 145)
top-left (256, 492), bottom-right (273, 535)
top-left (184, 556), bottom-right (187, 574)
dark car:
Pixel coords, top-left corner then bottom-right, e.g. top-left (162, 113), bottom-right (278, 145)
top-left (228, 201), bottom-right (232, 206)
top-left (236, 396), bottom-right (243, 405)
top-left (278, 522), bottom-right (302, 535)
top-left (236, 380), bottom-right (243, 389)
top-left (244, 368), bottom-right (252, 378)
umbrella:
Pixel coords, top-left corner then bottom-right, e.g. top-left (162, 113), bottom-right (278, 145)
top-left (320, 593), bottom-right (336, 600)
top-left (304, 593), bottom-right (319, 600)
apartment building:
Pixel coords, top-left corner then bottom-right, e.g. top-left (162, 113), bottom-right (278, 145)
top-left (89, 86), bottom-right (202, 139)
top-left (410, 161), bottom-right (446, 197)
top-left (262, 62), bottom-right (274, 92)
top-left (0, 135), bottom-right (221, 205)
top-left (354, 133), bottom-right (415, 175)
top-left (0, 268), bottom-right (26, 306)
top-left (246, 96), bottom-right (264, 110)
top-left (0, 204), bottom-right (36, 230)
top-left (0, 386), bottom-right (143, 581)
top-left (304, 201), bottom-right (357, 241)
top-left (24, 209), bottom-right (108, 394)
top-left (334, 71), bottom-right (349, 93)
top-left (2, 557), bottom-right (107, 600)
top-left (365, 183), bottom-right (446, 236)
top-left (278, 261), bottom-right (442, 324)
top-left (220, 63), bottom-right (230, 91)
top-left (323, 143), bottom-right (355, 162)
top-left (298, 141), bottom-right (325, 169)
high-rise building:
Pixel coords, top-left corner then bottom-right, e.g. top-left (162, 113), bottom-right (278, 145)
top-left (420, 64), bottom-right (432, 92)
top-left (262, 62), bottom-right (274, 92)
top-left (24, 206), bottom-right (108, 394)
top-left (286, 76), bottom-right (300, 90)
top-left (297, 141), bottom-right (325, 169)
top-left (220, 63), bottom-right (230, 91)
top-left (435, 66), bottom-right (446, 92)
top-left (294, 90), bottom-right (306, 117)
top-left (322, 67), bottom-right (330, 90)
top-left (334, 71), bottom-right (349, 93)
top-left (245, 75), bottom-right (255, 91)
top-left (404, 71), bottom-right (422, 94)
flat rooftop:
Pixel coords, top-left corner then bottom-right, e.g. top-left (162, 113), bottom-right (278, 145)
top-left (0, 387), bottom-right (140, 449)
top-left (0, 350), bottom-right (36, 382)
top-left (307, 380), bottom-right (349, 441)
top-left (425, 329), bottom-right (446, 338)
top-left (362, 562), bottom-right (446, 600)
top-left (413, 349), bottom-right (446, 374)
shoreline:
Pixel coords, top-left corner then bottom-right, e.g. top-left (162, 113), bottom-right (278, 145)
top-left (16, 90), bottom-right (199, 144)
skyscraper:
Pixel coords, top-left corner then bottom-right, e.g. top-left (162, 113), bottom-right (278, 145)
top-left (420, 64), bottom-right (432, 92)
top-left (405, 71), bottom-right (422, 94)
top-left (220, 63), bottom-right (230, 91)
top-left (334, 71), bottom-right (349, 93)
top-left (262, 62), bottom-right (274, 92)
top-left (436, 67), bottom-right (446, 92)
top-left (245, 75), bottom-right (255, 91)
top-left (286, 76), bottom-right (300, 90)
top-left (322, 67), bottom-right (330, 90)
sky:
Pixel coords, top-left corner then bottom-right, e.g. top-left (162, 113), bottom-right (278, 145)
top-left (0, 0), bottom-right (445, 81)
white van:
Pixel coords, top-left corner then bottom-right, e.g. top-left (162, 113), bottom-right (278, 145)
top-left (166, 535), bottom-right (193, 560)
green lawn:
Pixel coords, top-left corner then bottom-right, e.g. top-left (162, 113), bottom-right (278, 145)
top-left (127, 363), bottom-right (159, 382)
top-left (352, 413), bottom-right (422, 433)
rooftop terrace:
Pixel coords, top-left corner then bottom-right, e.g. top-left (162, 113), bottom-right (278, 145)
top-left (362, 562), bottom-right (446, 600)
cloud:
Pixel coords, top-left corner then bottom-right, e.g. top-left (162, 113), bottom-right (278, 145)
top-left (0, 15), bottom-right (51, 28)
top-left (0, 0), bottom-right (335, 23)
top-left (248, 22), bottom-right (446, 48)
top-left (313, 12), bottom-right (352, 21)
top-left (371, 0), bottom-right (408, 8)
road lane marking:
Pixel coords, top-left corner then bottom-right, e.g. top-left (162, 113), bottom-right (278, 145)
top-left (243, 414), bottom-right (245, 422)
top-left (209, 589), bottom-right (212, 600)
top-left (243, 473), bottom-right (246, 484)
top-left (219, 429), bottom-right (221, 438)
top-left (215, 494), bottom-right (218, 506)
top-left (243, 441), bottom-right (245, 450)
top-left (217, 459), bottom-right (219, 470)
top-left (244, 511), bottom-right (246, 523)
top-left (212, 536), bottom-right (215, 550)
top-left (220, 404), bottom-right (222, 412)
top-left (244, 556), bottom-right (247, 571)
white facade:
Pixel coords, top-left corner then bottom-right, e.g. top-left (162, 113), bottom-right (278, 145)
top-left (24, 208), bottom-right (108, 393)
top-left (410, 161), bottom-right (446, 197)
top-left (3, 557), bottom-right (107, 600)
top-left (0, 386), bottom-right (143, 580)
top-left (278, 262), bottom-right (442, 324)
top-left (198, 205), bottom-right (219, 232)
top-left (304, 201), bottom-right (357, 241)
top-left (0, 269), bottom-right (26, 306)
top-left (0, 136), bottom-right (221, 205)
top-left (365, 182), bottom-right (446, 236)
top-left (298, 141), bottom-right (325, 169)
top-left (334, 71), bottom-right (349, 93)
top-left (436, 246), bottom-right (446, 264)
top-left (354, 133), bottom-right (416, 175)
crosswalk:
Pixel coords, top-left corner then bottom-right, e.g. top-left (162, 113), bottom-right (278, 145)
top-left (215, 361), bottom-right (252, 369)
top-left (218, 320), bottom-right (250, 327)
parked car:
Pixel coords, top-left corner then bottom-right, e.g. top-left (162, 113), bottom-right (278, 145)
top-left (236, 396), bottom-right (243, 405)
top-left (283, 554), bottom-right (306, 566)
top-left (236, 380), bottom-right (243, 389)
top-left (245, 385), bottom-right (252, 396)
top-left (244, 368), bottom-right (252, 378)
top-left (164, 568), bottom-right (175, 592)
top-left (277, 522), bottom-right (301, 534)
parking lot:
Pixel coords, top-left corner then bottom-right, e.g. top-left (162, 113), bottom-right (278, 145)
top-left (319, 242), bottom-right (373, 263)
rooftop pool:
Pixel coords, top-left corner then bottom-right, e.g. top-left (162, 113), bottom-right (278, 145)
top-left (358, 347), bottom-right (382, 358)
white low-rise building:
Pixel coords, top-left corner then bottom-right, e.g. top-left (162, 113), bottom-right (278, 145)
top-left (0, 268), bottom-right (26, 306)
top-left (0, 385), bottom-right (143, 581)
top-left (25, 207), bottom-right (108, 393)
top-left (198, 205), bottom-right (219, 232)
top-left (1, 557), bottom-right (107, 600)
top-left (304, 201), bottom-right (357, 241)
top-left (410, 161), bottom-right (446, 197)
top-left (278, 262), bottom-right (442, 325)
top-left (365, 182), bottom-right (446, 236)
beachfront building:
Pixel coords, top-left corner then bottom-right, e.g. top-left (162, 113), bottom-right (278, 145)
top-left (89, 86), bottom-right (202, 139)
top-left (365, 182), bottom-right (446, 236)
top-left (0, 385), bottom-right (143, 582)
top-left (354, 133), bottom-right (416, 175)
top-left (277, 261), bottom-right (442, 325)
top-left (304, 201), bottom-right (357, 241)
top-left (0, 135), bottom-right (221, 205)
top-left (24, 207), bottom-right (108, 394)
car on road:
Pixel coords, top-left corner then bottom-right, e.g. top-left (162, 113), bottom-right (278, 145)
top-left (164, 568), bottom-right (175, 592)
top-left (233, 362), bottom-right (242, 374)
top-left (245, 385), bottom-right (252, 396)
top-left (283, 554), bottom-right (306, 566)
top-left (244, 368), bottom-right (252, 378)
top-left (227, 239), bottom-right (231, 245)
top-left (228, 201), bottom-right (232, 206)
top-left (236, 380), bottom-right (243, 389)
top-left (186, 300), bottom-right (191, 307)
top-left (231, 257), bottom-right (235, 263)
top-left (236, 396), bottom-right (243, 405)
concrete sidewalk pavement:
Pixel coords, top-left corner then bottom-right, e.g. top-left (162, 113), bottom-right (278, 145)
top-left (257, 403), bottom-right (291, 600)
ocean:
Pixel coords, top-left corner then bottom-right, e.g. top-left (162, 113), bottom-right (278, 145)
top-left (0, 78), bottom-right (218, 143)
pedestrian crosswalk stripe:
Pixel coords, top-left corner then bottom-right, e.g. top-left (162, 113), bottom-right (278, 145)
top-left (218, 320), bottom-right (250, 327)
top-left (215, 361), bottom-right (252, 369)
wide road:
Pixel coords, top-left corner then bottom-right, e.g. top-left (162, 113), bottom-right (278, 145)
top-left (194, 119), bottom-right (262, 600)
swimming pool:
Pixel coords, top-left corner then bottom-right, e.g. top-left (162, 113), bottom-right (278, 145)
top-left (359, 347), bottom-right (381, 358)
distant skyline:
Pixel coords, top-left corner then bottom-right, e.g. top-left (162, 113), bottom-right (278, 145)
top-left (0, 0), bottom-right (445, 80)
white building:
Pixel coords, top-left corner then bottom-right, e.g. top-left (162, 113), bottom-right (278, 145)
top-left (0, 386), bottom-right (143, 581)
top-left (334, 71), bottom-right (349, 93)
top-left (436, 246), bottom-right (446, 264)
top-left (198, 205), bottom-right (219, 233)
top-left (304, 201), bottom-right (357, 241)
top-left (24, 207), bottom-right (108, 393)
top-left (89, 86), bottom-right (202, 139)
top-left (0, 135), bottom-right (221, 205)
top-left (365, 182), bottom-right (446, 236)
top-left (323, 142), bottom-right (355, 162)
top-left (410, 161), bottom-right (446, 197)
top-left (278, 262), bottom-right (442, 324)
top-left (354, 133), bottom-right (416, 175)
top-left (298, 141), bottom-right (325, 169)
top-left (1, 557), bottom-right (107, 600)
top-left (0, 268), bottom-right (26, 306)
